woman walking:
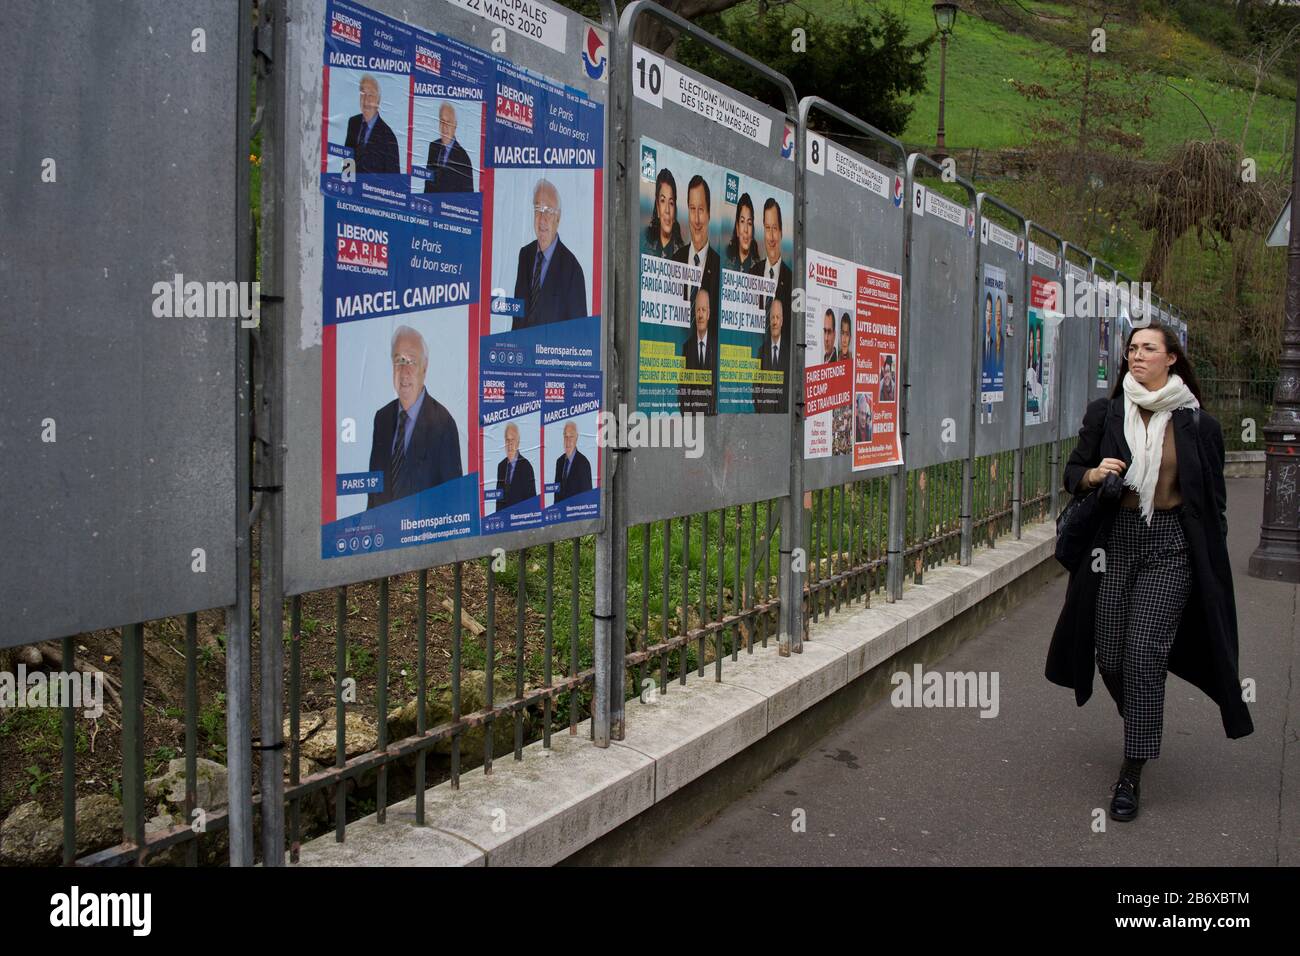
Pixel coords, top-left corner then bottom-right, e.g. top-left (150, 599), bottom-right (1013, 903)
top-left (1047, 321), bottom-right (1253, 822)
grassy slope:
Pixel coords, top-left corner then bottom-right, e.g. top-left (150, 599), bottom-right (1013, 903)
top-left (821, 0), bottom-right (1296, 172)
top-left (769, 1), bottom-right (1291, 314)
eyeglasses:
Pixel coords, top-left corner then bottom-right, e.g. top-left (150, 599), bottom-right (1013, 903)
top-left (533, 204), bottom-right (560, 218)
top-left (1126, 344), bottom-right (1166, 357)
top-left (392, 355), bottom-right (421, 368)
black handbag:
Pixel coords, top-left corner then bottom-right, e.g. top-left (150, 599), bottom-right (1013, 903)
top-left (1054, 487), bottom-right (1101, 572)
top-left (1053, 402), bottom-right (1203, 570)
top-left (1053, 397), bottom-right (1120, 572)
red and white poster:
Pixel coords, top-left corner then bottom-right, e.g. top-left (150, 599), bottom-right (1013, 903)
top-left (851, 266), bottom-right (902, 471)
top-left (803, 249), bottom-right (856, 460)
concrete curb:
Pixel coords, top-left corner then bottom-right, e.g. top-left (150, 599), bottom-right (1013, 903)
top-left (293, 519), bottom-right (1059, 866)
top-left (1225, 451), bottom-right (1264, 479)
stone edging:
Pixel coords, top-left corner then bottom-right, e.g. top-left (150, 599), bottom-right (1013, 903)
top-left (292, 520), bottom-right (1058, 867)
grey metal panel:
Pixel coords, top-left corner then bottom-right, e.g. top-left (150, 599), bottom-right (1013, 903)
top-left (904, 156), bottom-right (976, 471)
top-left (620, 37), bottom-right (796, 525)
top-left (1023, 224), bottom-right (1064, 447)
top-left (280, 0), bottom-right (611, 594)
top-left (800, 107), bottom-right (906, 492)
top-left (973, 196), bottom-right (1025, 457)
top-left (1061, 244), bottom-right (1092, 435)
top-left (0, 1), bottom-right (241, 645)
top-left (1091, 258), bottom-right (1118, 395)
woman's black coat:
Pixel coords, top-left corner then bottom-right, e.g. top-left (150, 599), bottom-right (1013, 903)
top-left (1046, 396), bottom-right (1254, 739)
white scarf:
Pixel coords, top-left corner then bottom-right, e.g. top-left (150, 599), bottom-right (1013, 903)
top-left (1121, 371), bottom-right (1198, 525)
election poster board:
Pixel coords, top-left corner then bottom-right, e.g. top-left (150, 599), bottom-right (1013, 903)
top-left (634, 138), bottom-right (793, 417)
top-left (621, 42), bottom-right (795, 524)
top-left (904, 169), bottom-right (977, 471)
top-left (1096, 277), bottom-right (1112, 390)
top-left (1025, 273), bottom-right (1063, 428)
top-left (800, 123), bottom-right (907, 489)
top-left (973, 207), bottom-right (1026, 457)
top-left (850, 267), bottom-right (903, 471)
top-left (283, 0), bottom-right (610, 592)
top-left (980, 263), bottom-right (1007, 405)
top-left (2, 2), bottom-right (242, 643)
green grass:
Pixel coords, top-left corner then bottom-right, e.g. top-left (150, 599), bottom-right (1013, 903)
top-left (786, 0), bottom-right (1295, 170)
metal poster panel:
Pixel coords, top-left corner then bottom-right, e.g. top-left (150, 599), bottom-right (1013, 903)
top-left (283, 0), bottom-right (610, 593)
top-left (801, 124), bottom-right (906, 489)
top-left (1093, 262), bottom-right (1115, 392)
top-left (1023, 235), bottom-right (1064, 445)
top-left (1061, 251), bottom-right (1092, 435)
top-left (623, 44), bottom-right (795, 524)
top-left (973, 204), bottom-right (1026, 457)
top-left (0, 1), bottom-right (241, 644)
top-left (1116, 273), bottom-right (1135, 368)
top-left (904, 163), bottom-right (977, 471)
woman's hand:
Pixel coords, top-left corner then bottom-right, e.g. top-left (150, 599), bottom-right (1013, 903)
top-left (1086, 457), bottom-right (1127, 489)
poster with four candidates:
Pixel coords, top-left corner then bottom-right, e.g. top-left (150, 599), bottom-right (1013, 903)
top-left (635, 137), bottom-right (793, 417)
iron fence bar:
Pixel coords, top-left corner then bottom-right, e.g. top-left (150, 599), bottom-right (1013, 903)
top-left (376, 578), bottom-right (389, 821)
top-left (569, 542), bottom-right (579, 733)
top-left (334, 587), bottom-right (346, 842)
top-left (289, 595), bottom-right (301, 861)
top-left (515, 550), bottom-right (527, 760)
top-left (453, 561), bottom-right (463, 784)
top-left (184, 613), bottom-right (199, 867)
top-left (61, 634), bottom-right (75, 866)
top-left (485, 561), bottom-right (495, 774)
top-left (226, 0), bottom-right (256, 869)
top-left (733, 505), bottom-right (741, 660)
top-left (122, 623), bottom-right (145, 861)
top-left (416, 570), bottom-right (427, 821)
top-left (544, 544), bottom-right (555, 749)
top-left (660, 520), bottom-right (671, 688)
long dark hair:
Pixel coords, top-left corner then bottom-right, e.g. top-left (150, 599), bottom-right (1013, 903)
top-left (1109, 320), bottom-right (1204, 407)
top-left (645, 168), bottom-right (684, 248)
top-left (726, 192), bottom-right (755, 263)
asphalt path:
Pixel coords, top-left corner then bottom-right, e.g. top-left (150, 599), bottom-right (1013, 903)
top-left (646, 478), bottom-right (1297, 866)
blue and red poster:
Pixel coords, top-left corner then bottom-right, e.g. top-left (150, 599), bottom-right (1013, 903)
top-left (318, 0), bottom-right (603, 561)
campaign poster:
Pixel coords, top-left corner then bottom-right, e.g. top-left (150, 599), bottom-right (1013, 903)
top-left (321, 0), bottom-right (414, 207)
top-left (479, 368), bottom-right (543, 534)
top-left (852, 267), bottom-right (903, 471)
top-left (480, 56), bottom-right (603, 526)
top-left (485, 58), bottom-right (603, 336)
top-left (635, 138), bottom-right (722, 416)
top-left (717, 172), bottom-right (793, 414)
top-left (803, 248), bottom-right (856, 460)
top-left (317, 0), bottom-right (604, 562)
top-left (1096, 308), bottom-right (1111, 389)
top-left (322, 196), bottom-right (481, 559)
top-left (1025, 275), bottom-right (1062, 427)
top-left (542, 380), bottom-right (601, 522)
top-left (409, 33), bottom-right (487, 198)
top-left (980, 263), bottom-right (1006, 405)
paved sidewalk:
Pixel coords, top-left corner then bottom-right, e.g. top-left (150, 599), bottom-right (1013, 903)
top-left (646, 478), bottom-right (1298, 866)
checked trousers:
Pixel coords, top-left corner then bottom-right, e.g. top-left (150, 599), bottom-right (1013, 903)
top-left (1093, 506), bottom-right (1192, 759)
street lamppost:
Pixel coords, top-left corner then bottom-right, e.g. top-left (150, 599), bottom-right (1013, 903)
top-left (933, 2), bottom-right (959, 159)
top-left (1249, 55), bottom-right (1300, 582)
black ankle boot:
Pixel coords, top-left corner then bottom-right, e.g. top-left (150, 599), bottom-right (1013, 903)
top-left (1109, 759), bottom-right (1144, 823)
